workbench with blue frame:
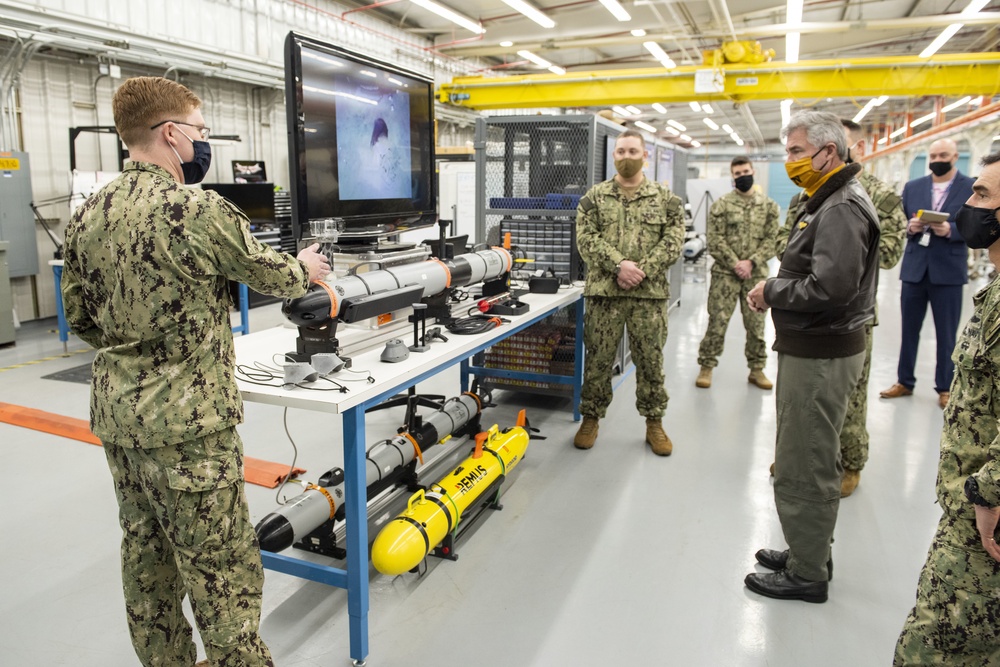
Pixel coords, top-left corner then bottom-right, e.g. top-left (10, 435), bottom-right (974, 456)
top-left (232, 286), bottom-right (583, 665)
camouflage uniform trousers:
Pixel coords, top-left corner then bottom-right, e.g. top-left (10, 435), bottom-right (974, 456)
top-left (103, 426), bottom-right (273, 667)
top-left (696, 270), bottom-right (767, 370)
top-left (580, 295), bottom-right (669, 420)
top-left (894, 514), bottom-right (1000, 666)
top-left (839, 323), bottom-right (874, 472)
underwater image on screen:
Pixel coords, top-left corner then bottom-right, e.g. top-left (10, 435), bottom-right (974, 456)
top-left (333, 78), bottom-right (412, 200)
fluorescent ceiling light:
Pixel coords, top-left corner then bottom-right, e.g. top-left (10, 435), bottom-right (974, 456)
top-left (920, 23), bottom-right (963, 58)
top-left (703, 118), bottom-right (719, 130)
top-left (387, 77), bottom-right (404, 86)
top-left (635, 120), bottom-right (657, 133)
top-left (964, 0), bottom-right (992, 15)
top-left (598, 0), bottom-right (631, 22)
top-left (667, 119), bottom-right (686, 131)
top-left (631, 29), bottom-right (647, 37)
top-left (787, 0), bottom-right (803, 24)
top-left (626, 105), bottom-right (642, 115)
top-left (548, 65), bottom-right (566, 75)
top-left (889, 125), bottom-right (908, 138)
top-left (702, 104), bottom-right (713, 114)
top-left (652, 102), bottom-right (667, 114)
top-left (852, 96), bottom-right (887, 123)
top-left (690, 140), bottom-right (702, 148)
top-left (722, 124), bottom-right (734, 134)
top-left (911, 112), bottom-right (936, 127)
top-left (643, 41), bottom-right (676, 69)
top-left (500, 41), bottom-right (514, 47)
top-left (942, 95), bottom-right (973, 112)
top-left (786, 32), bottom-right (800, 64)
top-left (680, 134), bottom-right (692, 142)
top-left (689, 101), bottom-right (701, 112)
top-left (780, 98), bottom-right (794, 128)
top-left (786, 0), bottom-right (802, 62)
top-left (502, 0), bottom-right (556, 29)
top-left (613, 105), bottom-right (633, 117)
top-left (517, 49), bottom-right (552, 68)
top-left (411, 0), bottom-right (485, 35)
top-left (734, 138), bottom-right (745, 146)
top-left (730, 131), bottom-right (742, 141)
top-left (877, 137), bottom-right (889, 145)
top-left (360, 70), bottom-right (377, 78)
top-left (665, 126), bottom-right (680, 136)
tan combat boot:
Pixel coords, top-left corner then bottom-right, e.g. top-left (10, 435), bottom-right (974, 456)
top-left (645, 419), bottom-right (673, 456)
top-left (841, 469), bottom-right (861, 497)
top-left (748, 368), bottom-right (773, 390)
top-left (696, 367), bottom-right (712, 388)
top-left (574, 415), bottom-right (600, 449)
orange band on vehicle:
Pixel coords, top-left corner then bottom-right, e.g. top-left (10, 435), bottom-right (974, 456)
top-left (429, 258), bottom-right (452, 288)
top-left (402, 432), bottom-right (424, 465)
top-left (463, 391), bottom-right (482, 413)
top-left (306, 483), bottom-right (338, 519)
top-left (312, 280), bottom-right (339, 320)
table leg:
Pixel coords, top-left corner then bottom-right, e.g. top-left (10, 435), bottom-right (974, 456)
top-left (53, 265), bottom-right (68, 354)
top-left (573, 297), bottom-right (584, 422)
top-left (343, 406), bottom-right (370, 665)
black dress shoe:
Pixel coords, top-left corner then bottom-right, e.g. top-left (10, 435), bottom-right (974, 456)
top-left (744, 569), bottom-right (828, 603)
top-left (755, 548), bottom-right (833, 581)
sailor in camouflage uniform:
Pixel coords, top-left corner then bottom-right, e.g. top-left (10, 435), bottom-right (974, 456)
top-left (61, 77), bottom-right (330, 667)
top-left (895, 153), bottom-right (1000, 666)
top-left (573, 129), bottom-right (684, 456)
top-left (695, 157), bottom-right (779, 390)
top-left (774, 118), bottom-right (907, 497)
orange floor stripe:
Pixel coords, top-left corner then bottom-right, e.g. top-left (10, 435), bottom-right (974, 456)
top-left (0, 402), bottom-right (306, 487)
top-left (244, 457), bottom-right (307, 489)
top-left (0, 401), bottom-right (101, 445)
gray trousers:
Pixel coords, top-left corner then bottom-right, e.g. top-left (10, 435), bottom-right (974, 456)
top-left (774, 351), bottom-right (864, 582)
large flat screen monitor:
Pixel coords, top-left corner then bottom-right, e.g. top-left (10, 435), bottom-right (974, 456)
top-left (285, 32), bottom-right (437, 242)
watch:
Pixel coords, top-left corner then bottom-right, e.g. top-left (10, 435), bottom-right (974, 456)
top-left (614, 261), bottom-right (623, 276)
top-left (964, 476), bottom-right (994, 507)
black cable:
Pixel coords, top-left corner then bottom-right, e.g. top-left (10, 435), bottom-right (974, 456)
top-left (446, 314), bottom-right (508, 335)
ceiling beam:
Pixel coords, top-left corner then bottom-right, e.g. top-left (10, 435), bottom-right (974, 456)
top-left (438, 54), bottom-right (1000, 109)
top-left (440, 13), bottom-right (1000, 57)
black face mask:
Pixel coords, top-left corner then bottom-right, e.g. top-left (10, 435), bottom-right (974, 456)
top-left (734, 174), bottom-right (754, 193)
top-left (955, 204), bottom-right (1000, 249)
top-left (929, 161), bottom-right (953, 178)
top-left (171, 129), bottom-right (213, 184)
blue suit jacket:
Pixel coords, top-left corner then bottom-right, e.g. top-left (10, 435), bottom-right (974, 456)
top-left (899, 171), bottom-right (976, 285)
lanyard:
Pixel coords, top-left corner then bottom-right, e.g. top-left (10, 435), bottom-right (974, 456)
top-left (933, 177), bottom-right (954, 210)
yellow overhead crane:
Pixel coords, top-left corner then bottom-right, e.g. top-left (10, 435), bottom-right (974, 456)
top-left (438, 53), bottom-right (1000, 110)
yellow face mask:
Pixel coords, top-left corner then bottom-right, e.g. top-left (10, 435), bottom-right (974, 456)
top-left (785, 146), bottom-right (829, 192)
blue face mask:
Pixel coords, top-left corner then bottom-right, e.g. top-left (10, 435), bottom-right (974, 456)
top-left (170, 128), bottom-right (212, 184)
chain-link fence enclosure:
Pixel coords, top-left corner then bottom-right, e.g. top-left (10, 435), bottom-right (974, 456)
top-left (475, 115), bottom-right (623, 277)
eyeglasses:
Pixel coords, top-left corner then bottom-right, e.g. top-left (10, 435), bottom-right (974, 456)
top-left (149, 120), bottom-right (211, 140)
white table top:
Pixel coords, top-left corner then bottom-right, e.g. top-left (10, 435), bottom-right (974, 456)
top-left (234, 287), bottom-right (582, 414)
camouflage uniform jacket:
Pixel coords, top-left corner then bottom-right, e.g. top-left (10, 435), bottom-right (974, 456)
top-left (939, 278), bottom-right (1000, 545)
top-left (62, 162), bottom-right (310, 447)
top-left (576, 177), bottom-right (684, 299)
top-left (778, 169), bottom-right (906, 270)
top-left (707, 189), bottom-right (779, 277)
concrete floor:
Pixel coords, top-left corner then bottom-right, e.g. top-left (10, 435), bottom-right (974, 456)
top-left (0, 259), bottom-right (976, 666)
